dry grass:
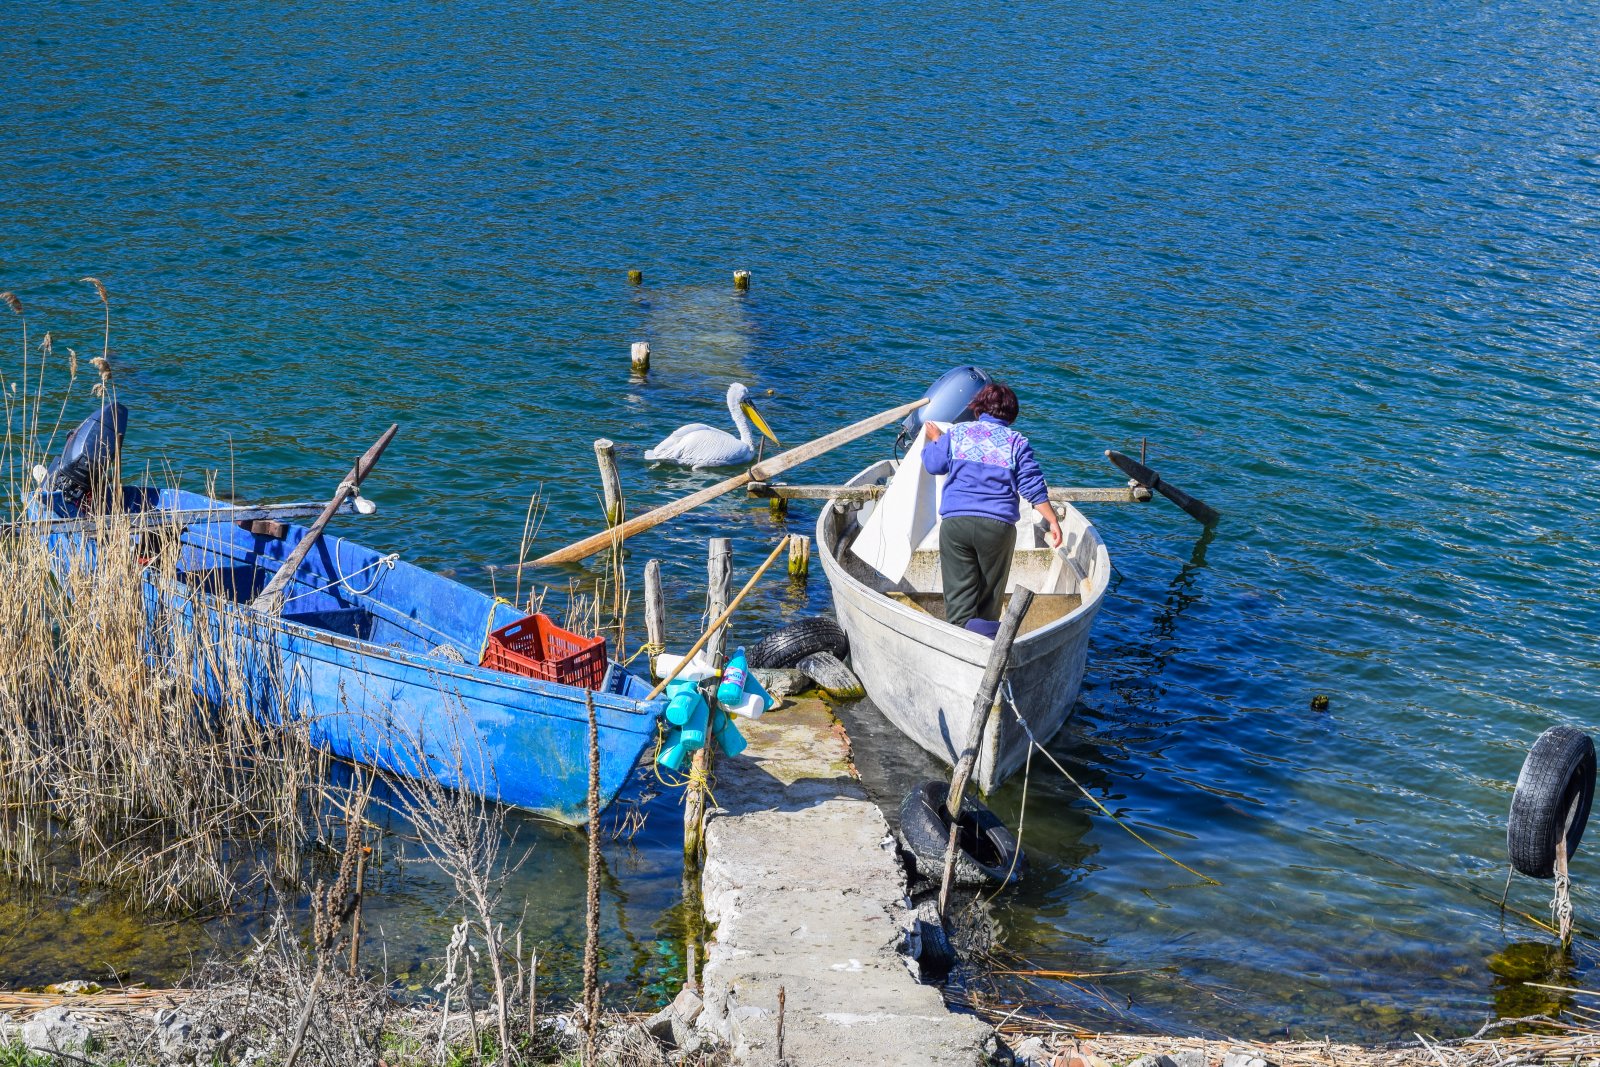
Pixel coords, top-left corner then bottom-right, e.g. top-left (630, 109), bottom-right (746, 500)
top-left (0, 306), bottom-right (331, 912)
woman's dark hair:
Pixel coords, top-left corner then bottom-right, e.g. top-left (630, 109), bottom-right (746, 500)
top-left (970, 382), bottom-right (1019, 422)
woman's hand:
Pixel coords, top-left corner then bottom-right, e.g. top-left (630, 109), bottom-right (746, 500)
top-left (1034, 501), bottom-right (1064, 548)
top-left (923, 422), bottom-right (943, 442)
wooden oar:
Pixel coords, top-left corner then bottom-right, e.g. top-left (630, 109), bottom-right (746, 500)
top-left (509, 397), bottom-right (929, 571)
top-left (645, 535), bottom-right (791, 700)
top-left (251, 424), bottom-right (399, 612)
top-left (1105, 449), bottom-right (1219, 526)
top-left (938, 586), bottom-right (1034, 919)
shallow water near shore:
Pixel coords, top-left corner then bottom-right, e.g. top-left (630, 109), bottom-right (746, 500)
top-left (5, 0), bottom-right (1600, 1041)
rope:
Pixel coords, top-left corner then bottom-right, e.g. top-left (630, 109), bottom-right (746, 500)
top-left (1555, 837), bottom-right (1575, 947)
top-left (279, 552), bottom-right (398, 606)
top-left (981, 733), bottom-right (1032, 906)
top-left (481, 596), bottom-right (515, 659)
top-left (1002, 681), bottom-right (1220, 886)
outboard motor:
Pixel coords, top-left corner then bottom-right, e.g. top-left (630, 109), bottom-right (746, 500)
top-left (897, 365), bottom-right (993, 450)
top-left (45, 400), bottom-right (128, 505)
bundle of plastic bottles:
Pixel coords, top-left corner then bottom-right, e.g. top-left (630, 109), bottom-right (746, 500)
top-left (656, 646), bottom-right (775, 772)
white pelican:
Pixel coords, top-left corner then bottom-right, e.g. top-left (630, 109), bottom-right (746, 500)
top-left (645, 382), bottom-right (780, 469)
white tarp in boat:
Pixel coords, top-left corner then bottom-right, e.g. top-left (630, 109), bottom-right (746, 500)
top-left (849, 423), bottom-right (946, 583)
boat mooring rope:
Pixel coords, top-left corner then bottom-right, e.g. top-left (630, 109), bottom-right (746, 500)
top-left (1002, 681), bottom-right (1221, 886)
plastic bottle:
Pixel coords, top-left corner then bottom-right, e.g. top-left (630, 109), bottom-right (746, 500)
top-left (679, 690), bottom-right (711, 750)
top-left (717, 647), bottom-right (749, 707)
top-left (657, 728), bottom-right (689, 772)
top-left (665, 677), bottom-right (701, 726)
top-left (712, 710), bottom-right (748, 757)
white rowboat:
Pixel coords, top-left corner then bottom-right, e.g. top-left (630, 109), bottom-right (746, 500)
top-left (817, 459), bottom-right (1110, 793)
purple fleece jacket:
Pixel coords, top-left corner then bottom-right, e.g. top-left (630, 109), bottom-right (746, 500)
top-left (921, 414), bottom-right (1049, 523)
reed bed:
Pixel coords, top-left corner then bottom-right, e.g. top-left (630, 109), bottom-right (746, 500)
top-left (0, 294), bottom-right (330, 912)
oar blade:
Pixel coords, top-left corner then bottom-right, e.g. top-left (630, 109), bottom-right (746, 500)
top-left (1105, 450), bottom-right (1219, 526)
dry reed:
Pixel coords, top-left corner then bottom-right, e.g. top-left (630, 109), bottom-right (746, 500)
top-left (0, 305), bottom-right (330, 912)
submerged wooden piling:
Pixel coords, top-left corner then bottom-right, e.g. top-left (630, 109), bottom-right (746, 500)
top-left (788, 534), bottom-right (810, 580)
top-left (631, 341), bottom-right (651, 374)
top-left (733, 270), bottom-right (751, 292)
top-left (593, 439), bottom-right (623, 527)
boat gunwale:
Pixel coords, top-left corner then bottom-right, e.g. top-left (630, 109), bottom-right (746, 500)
top-left (816, 458), bottom-right (1110, 652)
top-left (39, 485), bottom-right (661, 723)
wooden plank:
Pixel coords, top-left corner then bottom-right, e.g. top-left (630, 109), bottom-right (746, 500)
top-left (746, 482), bottom-right (1153, 504)
top-left (513, 397), bottom-right (929, 570)
top-left (6, 499), bottom-right (368, 536)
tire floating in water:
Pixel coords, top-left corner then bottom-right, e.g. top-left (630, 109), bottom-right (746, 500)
top-left (899, 780), bottom-right (1027, 889)
top-left (1508, 725), bottom-right (1596, 880)
top-left (747, 616), bottom-right (850, 670)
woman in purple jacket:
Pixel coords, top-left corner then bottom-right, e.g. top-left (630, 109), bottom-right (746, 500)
top-left (922, 382), bottom-right (1062, 636)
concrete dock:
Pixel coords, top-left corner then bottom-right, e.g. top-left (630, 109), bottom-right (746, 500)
top-left (695, 697), bottom-right (995, 1066)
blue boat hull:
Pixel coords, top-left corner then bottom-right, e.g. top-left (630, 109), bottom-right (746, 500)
top-left (44, 487), bottom-right (664, 825)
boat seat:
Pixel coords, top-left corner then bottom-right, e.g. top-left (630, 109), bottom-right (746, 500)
top-left (282, 607), bottom-right (373, 640)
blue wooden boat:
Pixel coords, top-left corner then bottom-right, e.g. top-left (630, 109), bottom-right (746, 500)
top-left (35, 418), bottom-right (664, 825)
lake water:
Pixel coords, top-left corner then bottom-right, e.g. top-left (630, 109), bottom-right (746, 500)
top-left (5, 0), bottom-right (1600, 1041)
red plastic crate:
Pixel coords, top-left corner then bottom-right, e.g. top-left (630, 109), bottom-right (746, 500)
top-left (481, 614), bottom-right (608, 690)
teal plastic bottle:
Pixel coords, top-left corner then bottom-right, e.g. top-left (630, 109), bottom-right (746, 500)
top-left (717, 647), bottom-right (749, 707)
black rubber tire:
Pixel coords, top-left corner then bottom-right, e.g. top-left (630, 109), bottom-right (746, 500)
top-left (747, 616), bottom-right (850, 670)
top-left (1508, 725), bottom-right (1596, 880)
top-left (898, 780), bottom-right (1027, 888)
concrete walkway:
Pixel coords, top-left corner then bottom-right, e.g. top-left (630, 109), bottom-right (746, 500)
top-left (696, 697), bottom-right (995, 1066)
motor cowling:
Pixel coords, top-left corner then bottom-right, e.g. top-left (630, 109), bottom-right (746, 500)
top-left (46, 400), bottom-right (128, 502)
top-left (899, 366), bottom-right (992, 446)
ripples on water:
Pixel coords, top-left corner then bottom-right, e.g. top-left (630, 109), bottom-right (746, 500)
top-left (4, 0), bottom-right (1600, 1040)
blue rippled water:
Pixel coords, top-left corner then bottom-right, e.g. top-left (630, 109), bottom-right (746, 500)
top-left (5, 0), bottom-right (1600, 1039)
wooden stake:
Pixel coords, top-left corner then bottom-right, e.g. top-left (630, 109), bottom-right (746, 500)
top-left (644, 559), bottom-right (666, 666)
top-left (593, 438), bottom-right (623, 527)
top-left (733, 270), bottom-right (751, 291)
top-left (706, 538), bottom-right (732, 662)
top-left (347, 834), bottom-right (366, 978)
top-left (685, 538), bottom-right (732, 860)
top-left (512, 398), bottom-right (927, 570)
top-left (788, 534), bottom-right (810, 580)
top-left (627, 269), bottom-right (643, 286)
top-left (582, 690), bottom-right (601, 1058)
top-left (938, 587), bottom-right (1034, 919)
top-left (631, 341), bottom-right (651, 374)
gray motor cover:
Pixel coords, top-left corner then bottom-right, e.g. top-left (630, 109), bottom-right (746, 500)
top-left (901, 365), bottom-right (992, 439)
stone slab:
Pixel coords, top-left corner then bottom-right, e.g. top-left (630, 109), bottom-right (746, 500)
top-left (698, 697), bottom-right (994, 1066)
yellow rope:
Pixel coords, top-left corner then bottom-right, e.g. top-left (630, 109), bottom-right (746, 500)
top-left (1003, 683), bottom-right (1220, 886)
top-left (480, 596), bottom-right (516, 661)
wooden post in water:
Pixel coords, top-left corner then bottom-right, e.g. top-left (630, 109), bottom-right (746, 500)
top-left (631, 341), bottom-right (651, 374)
top-left (644, 559), bottom-right (666, 673)
top-left (788, 534), bottom-right (810, 580)
top-left (733, 270), bottom-right (751, 292)
top-left (684, 538), bottom-right (732, 860)
top-left (593, 439), bottom-right (623, 527)
top-left (627, 269), bottom-right (643, 286)
top-left (937, 587), bottom-right (1035, 919)
top-left (705, 538), bottom-right (732, 663)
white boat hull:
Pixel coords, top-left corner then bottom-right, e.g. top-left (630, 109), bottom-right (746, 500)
top-left (817, 459), bottom-right (1110, 793)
